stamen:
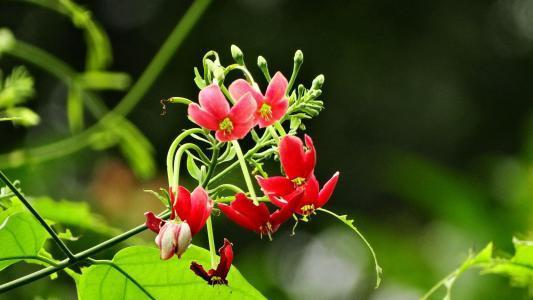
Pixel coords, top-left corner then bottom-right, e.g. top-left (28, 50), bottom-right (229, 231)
top-left (219, 117), bottom-right (233, 133)
top-left (259, 103), bottom-right (272, 120)
top-left (291, 177), bottom-right (306, 186)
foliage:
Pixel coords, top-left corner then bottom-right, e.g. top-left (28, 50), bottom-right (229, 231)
top-left (78, 246), bottom-right (265, 300)
top-left (422, 238), bottom-right (533, 299)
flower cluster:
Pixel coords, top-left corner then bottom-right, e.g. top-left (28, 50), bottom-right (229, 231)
top-left (145, 46), bottom-right (339, 286)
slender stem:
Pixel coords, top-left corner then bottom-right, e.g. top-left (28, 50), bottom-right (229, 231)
top-left (318, 208), bottom-right (382, 289)
top-left (166, 128), bottom-right (205, 187)
top-left (202, 143), bottom-right (219, 187)
top-left (205, 217), bottom-right (217, 269)
top-left (209, 184), bottom-right (244, 195)
top-left (208, 130), bottom-right (273, 186)
top-left (274, 121), bottom-right (287, 136)
top-left (0, 255), bottom-right (59, 267)
top-left (89, 259), bottom-right (155, 300)
top-left (420, 269), bottom-right (459, 300)
top-left (267, 126), bottom-right (280, 143)
top-left (0, 171), bottom-right (76, 261)
top-left (231, 140), bottom-right (258, 204)
top-left (173, 143), bottom-right (202, 190)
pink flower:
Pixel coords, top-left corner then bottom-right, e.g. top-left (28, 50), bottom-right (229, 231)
top-left (188, 84), bottom-right (256, 142)
top-left (144, 186), bottom-right (213, 259)
top-left (228, 72), bottom-right (289, 127)
top-left (190, 239), bottom-right (233, 285)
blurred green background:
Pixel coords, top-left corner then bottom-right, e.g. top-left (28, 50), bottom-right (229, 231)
top-left (1, 0), bottom-right (532, 299)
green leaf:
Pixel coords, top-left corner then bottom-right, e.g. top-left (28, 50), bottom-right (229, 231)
top-left (0, 66), bottom-right (35, 108)
top-left (187, 153), bottom-right (202, 181)
top-left (423, 238), bottom-right (533, 299)
top-left (483, 238), bottom-right (533, 293)
top-left (77, 245), bottom-right (265, 300)
top-left (30, 197), bottom-right (119, 235)
top-left (0, 212), bottom-right (47, 271)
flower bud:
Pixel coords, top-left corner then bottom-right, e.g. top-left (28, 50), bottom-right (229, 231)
top-left (231, 45), bottom-right (244, 65)
top-left (0, 28), bottom-right (15, 53)
top-left (155, 221), bottom-right (192, 260)
top-left (311, 74), bottom-right (324, 90)
top-left (294, 50), bottom-right (304, 65)
top-left (257, 55), bottom-right (267, 69)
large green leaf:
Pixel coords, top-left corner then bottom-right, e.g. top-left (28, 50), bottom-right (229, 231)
top-left (30, 197), bottom-right (118, 235)
top-left (77, 245), bottom-right (265, 300)
top-left (0, 212), bottom-right (47, 271)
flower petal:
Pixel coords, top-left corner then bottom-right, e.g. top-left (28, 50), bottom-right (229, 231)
top-left (229, 93), bottom-right (257, 124)
top-left (303, 134), bottom-right (316, 179)
top-left (175, 222), bottom-right (192, 258)
top-left (187, 186), bottom-right (212, 236)
top-left (279, 135), bottom-right (306, 179)
top-left (215, 238), bottom-right (233, 280)
top-left (218, 202), bottom-right (259, 232)
top-left (174, 186), bottom-right (191, 223)
top-left (156, 222), bottom-right (177, 260)
top-left (231, 193), bottom-right (270, 224)
top-left (256, 176), bottom-right (294, 198)
top-left (190, 261), bottom-right (211, 282)
top-left (265, 72), bottom-right (288, 102)
top-left (188, 103), bottom-right (219, 130)
top-left (229, 79), bottom-right (263, 103)
top-left (270, 190), bottom-right (303, 226)
top-left (144, 211), bottom-right (163, 233)
top-left (316, 171), bottom-right (340, 208)
top-left (269, 97), bottom-right (288, 122)
top-left (230, 119), bottom-right (256, 140)
top-left (199, 84), bottom-right (230, 119)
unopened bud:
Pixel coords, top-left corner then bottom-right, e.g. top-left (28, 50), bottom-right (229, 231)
top-left (257, 56), bottom-right (267, 68)
top-left (155, 221), bottom-right (192, 260)
top-left (0, 28), bottom-right (15, 53)
top-left (311, 74), bottom-right (324, 90)
top-left (231, 45), bottom-right (244, 65)
top-left (294, 50), bottom-right (304, 65)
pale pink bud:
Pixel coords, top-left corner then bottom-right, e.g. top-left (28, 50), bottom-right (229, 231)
top-left (155, 221), bottom-right (192, 260)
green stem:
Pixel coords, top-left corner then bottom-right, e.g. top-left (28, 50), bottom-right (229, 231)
top-left (0, 171), bottom-right (76, 261)
top-left (267, 126), bottom-right (280, 143)
top-left (317, 208), bottom-right (382, 289)
top-left (208, 130), bottom-right (273, 186)
top-left (210, 184), bottom-right (244, 195)
top-left (0, 255), bottom-right (59, 267)
top-left (89, 259), bottom-right (155, 300)
top-left (231, 140), bottom-right (258, 204)
top-left (205, 217), bottom-right (217, 269)
top-left (274, 121), bottom-right (287, 136)
top-left (166, 128), bottom-right (205, 186)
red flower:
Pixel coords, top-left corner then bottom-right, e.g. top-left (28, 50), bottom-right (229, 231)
top-left (188, 84), bottom-right (256, 142)
top-left (256, 135), bottom-right (340, 216)
top-left (144, 186), bottom-right (213, 259)
top-left (228, 72), bottom-right (289, 127)
top-left (190, 239), bottom-right (233, 285)
top-left (169, 186), bottom-right (213, 236)
top-left (218, 192), bottom-right (301, 238)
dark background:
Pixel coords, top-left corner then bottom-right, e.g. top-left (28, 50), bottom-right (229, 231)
top-left (1, 0), bottom-right (532, 299)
